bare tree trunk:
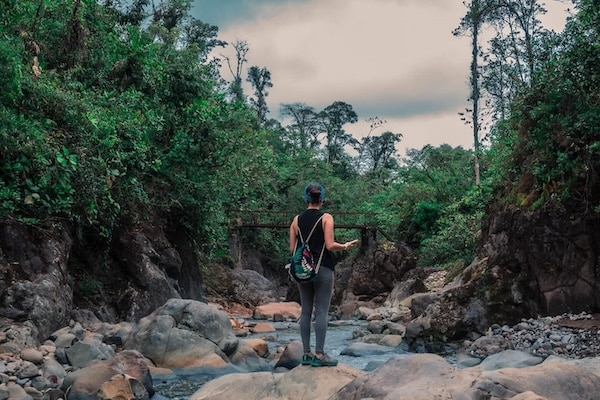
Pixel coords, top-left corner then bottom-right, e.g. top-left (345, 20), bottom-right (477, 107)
top-left (470, 9), bottom-right (482, 186)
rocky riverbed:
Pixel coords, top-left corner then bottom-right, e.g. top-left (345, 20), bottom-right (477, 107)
top-left (2, 302), bottom-right (600, 400)
top-left (188, 309), bottom-right (600, 400)
top-left (462, 312), bottom-right (600, 362)
top-left (156, 311), bottom-right (600, 398)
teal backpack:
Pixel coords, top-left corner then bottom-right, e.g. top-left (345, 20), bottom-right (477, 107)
top-left (287, 215), bottom-right (325, 283)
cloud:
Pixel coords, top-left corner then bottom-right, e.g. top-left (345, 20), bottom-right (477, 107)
top-left (199, 0), bottom-right (569, 153)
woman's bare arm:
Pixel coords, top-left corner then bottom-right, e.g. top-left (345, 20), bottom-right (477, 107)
top-left (289, 215), bottom-right (298, 254)
top-left (323, 213), bottom-right (359, 251)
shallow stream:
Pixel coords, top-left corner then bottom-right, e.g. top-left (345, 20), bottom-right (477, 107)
top-left (152, 319), bottom-right (409, 399)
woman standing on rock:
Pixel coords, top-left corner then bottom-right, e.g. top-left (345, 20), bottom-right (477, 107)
top-left (289, 182), bottom-right (358, 367)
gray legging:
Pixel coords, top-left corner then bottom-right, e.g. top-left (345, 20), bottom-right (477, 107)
top-left (297, 266), bottom-right (334, 354)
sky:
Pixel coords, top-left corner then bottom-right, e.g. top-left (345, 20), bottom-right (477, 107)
top-left (190, 0), bottom-right (571, 156)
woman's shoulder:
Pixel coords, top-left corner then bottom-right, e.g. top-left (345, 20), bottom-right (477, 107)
top-left (321, 212), bottom-right (333, 221)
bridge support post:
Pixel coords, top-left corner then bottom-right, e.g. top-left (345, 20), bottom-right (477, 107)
top-left (228, 229), bottom-right (242, 269)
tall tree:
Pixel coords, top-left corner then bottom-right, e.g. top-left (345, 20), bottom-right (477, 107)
top-left (454, 0), bottom-right (498, 186)
top-left (359, 131), bottom-right (403, 175)
top-left (247, 65), bottom-right (272, 126)
top-left (318, 101), bottom-right (358, 165)
top-left (222, 39), bottom-right (249, 102)
top-left (482, 0), bottom-right (549, 121)
top-left (279, 102), bottom-right (321, 151)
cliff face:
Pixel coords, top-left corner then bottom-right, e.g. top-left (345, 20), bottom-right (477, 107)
top-left (0, 222), bottom-right (73, 344)
top-left (0, 218), bottom-right (204, 344)
top-left (476, 205), bottom-right (600, 321)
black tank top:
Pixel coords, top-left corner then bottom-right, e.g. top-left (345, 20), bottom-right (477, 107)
top-left (296, 209), bottom-right (335, 270)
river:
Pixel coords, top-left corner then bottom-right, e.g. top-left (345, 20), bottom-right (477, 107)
top-left (152, 319), bottom-right (417, 399)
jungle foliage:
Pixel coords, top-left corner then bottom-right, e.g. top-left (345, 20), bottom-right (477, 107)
top-left (0, 0), bottom-right (597, 271)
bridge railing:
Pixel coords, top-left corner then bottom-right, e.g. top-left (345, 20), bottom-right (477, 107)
top-left (226, 210), bottom-right (380, 230)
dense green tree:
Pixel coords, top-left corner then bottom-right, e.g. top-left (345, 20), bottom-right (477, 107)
top-left (223, 39), bottom-right (249, 103)
top-left (247, 65), bottom-right (273, 126)
top-left (357, 131), bottom-right (403, 179)
top-left (0, 0), bottom-right (272, 251)
top-left (481, 0), bottom-right (552, 122)
top-left (279, 102), bottom-right (321, 151)
top-left (318, 101), bottom-right (359, 166)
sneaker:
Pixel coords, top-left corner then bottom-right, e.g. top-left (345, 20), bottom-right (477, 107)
top-left (302, 353), bottom-right (315, 365)
top-left (311, 353), bottom-right (338, 367)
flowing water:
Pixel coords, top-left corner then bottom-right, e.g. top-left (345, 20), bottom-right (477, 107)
top-left (152, 319), bottom-right (405, 399)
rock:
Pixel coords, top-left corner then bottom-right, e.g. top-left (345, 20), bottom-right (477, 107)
top-left (64, 341), bottom-right (106, 368)
top-left (4, 382), bottom-right (31, 400)
top-left (332, 353), bottom-right (600, 400)
top-left (273, 341), bottom-right (302, 370)
top-left (250, 322), bottom-right (276, 333)
top-left (97, 374), bottom-right (149, 400)
top-left (0, 323), bottom-right (39, 355)
top-left (0, 222), bottom-right (73, 343)
top-left (243, 338), bottom-right (270, 358)
top-left (124, 299), bottom-right (238, 369)
top-left (227, 339), bottom-right (272, 372)
top-left (478, 206), bottom-right (600, 319)
top-left (0, 384), bottom-right (8, 400)
top-left (61, 350), bottom-right (153, 400)
top-left (343, 241), bottom-right (416, 303)
top-left (407, 292), bottom-right (440, 317)
top-left (340, 342), bottom-right (396, 357)
top-left (455, 351), bottom-right (482, 368)
top-left (475, 349), bottom-right (544, 370)
top-left (384, 278), bottom-right (428, 308)
top-left (15, 360), bottom-right (38, 379)
top-left (22, 386), bottom-right (42, 398)
top-left (253, 302), bottom-right (301, 320)
top-left (53, 333), bottom-right (77, 349)
top-left (229, 269), bottom-right (279, 306)
top-left (190, 364), bottom-right (363, 400)
top-left (19, 349), bottom-right (43, 365)
top-left (378, 334), bottom-right (404, 347)
top-left (354, 307), bottom-right (375, 319)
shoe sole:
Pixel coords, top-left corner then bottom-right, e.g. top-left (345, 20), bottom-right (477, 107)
top-left (310, 361), bottom-right (338, 367)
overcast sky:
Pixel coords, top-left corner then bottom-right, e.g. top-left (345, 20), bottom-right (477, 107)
top-left (190, 0), bottom-right (570, 156)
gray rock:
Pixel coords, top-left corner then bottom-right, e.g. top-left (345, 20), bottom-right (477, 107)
top-left (476, 349), bottom-right (544, 370)
top-left (65, 341), bottom-right (105, 368)
top-left (340, 342), bottom-right (396, 357)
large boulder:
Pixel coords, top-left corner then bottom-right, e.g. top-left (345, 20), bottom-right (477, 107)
top-left (403, 263), bottom-right (490, 346)
top-left (334, 241), bottom-right (416, 316)
top-left (124, 299), bottom-right (235, 368)
top-left (229, 269), bottom-right (279, 306)
top-left (332, 353), bottom-right (600, 400)
top-left (124, 299), bottom-right (267, 372)
top-left (190, 364), bottom-right (363, 400)
top-left (61, 350), bottom-right (153, 400)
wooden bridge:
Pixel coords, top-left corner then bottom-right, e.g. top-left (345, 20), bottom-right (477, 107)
top-left (226, 210), bottom-right (393, 268)
top-left (227, 210), bottom-right (390, 236)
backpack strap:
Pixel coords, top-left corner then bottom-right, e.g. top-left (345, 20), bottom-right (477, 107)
top-left (298, 215), bottom-right (325, 273)
top-left (314, 241), bottom-right (325, 274)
